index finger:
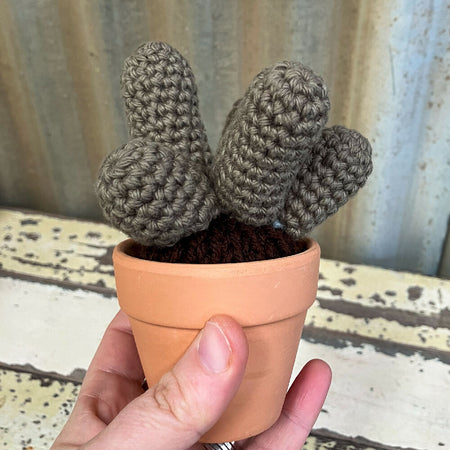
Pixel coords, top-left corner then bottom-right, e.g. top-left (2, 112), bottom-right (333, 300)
top-left (53, 310), bottom-right (146, 446)
top-left (239, 359), bottom-right (332, 449)
top-left (82, 309), bottom-right (145, 387)
top-left (76, 309), bottom-right (145, 425)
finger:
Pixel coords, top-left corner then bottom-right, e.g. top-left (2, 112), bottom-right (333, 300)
top-left (84, 309), bottom-right (144, 385)
top-left (85, 315), bottom-right (249, 450)
top-left (241, 359), bottom-right (331, 449)
top-left (78, 308), bottom-right (145, 414)
top-left (52, 310), bottom-right (145, 448)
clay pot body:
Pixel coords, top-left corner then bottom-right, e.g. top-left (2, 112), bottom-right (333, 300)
top-left (113, 238), bottom-right (320, 443)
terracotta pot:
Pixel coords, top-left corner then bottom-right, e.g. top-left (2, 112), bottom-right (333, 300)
top-left (113, 237), bottom-right (320, 443)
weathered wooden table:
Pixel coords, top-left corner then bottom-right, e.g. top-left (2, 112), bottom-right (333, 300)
top-left (0, 207), bottom-right (449, 449)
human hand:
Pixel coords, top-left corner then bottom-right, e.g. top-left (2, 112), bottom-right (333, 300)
top-left (52, 310), bottom-right (331, 449)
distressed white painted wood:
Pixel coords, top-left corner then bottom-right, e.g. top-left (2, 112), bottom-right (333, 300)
top-left (0, 369), bottom-right (79, 449)
top-left (293, 341), bottom-right (450, 450)
top-left (0, 368), bottom-right (344, 450)
top-left (1, 275), bottom-right (449, 449)
top-left (1, 209), bottom-right (448, 354)
top-left (1, 208), bottom-right (449, 449)
top-left (0, 208), bottom-right (124, 288)
top-left (0, 276), bottom-right (118, 377)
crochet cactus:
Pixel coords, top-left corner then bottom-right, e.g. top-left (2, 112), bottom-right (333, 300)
top-left (96, 42), bottom-right (372, 249)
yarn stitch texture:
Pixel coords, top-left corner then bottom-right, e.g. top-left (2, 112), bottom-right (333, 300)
top-left (96, 41), bottom-right (373, 248)
top-left (212, 61), bottom-right (330, 226)
top-left (97, 42), bottom-right (218, 246)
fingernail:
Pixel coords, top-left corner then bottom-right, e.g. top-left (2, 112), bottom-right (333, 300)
top-left (197, 321), bottom-right (232, 373)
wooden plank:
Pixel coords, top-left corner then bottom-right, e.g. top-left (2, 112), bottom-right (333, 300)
top-left (1, 208), bottom-right (449, 448)
top-left (305, 432), bottom-right (403, 450)
top-left (0, 366), bottom-right (417, 450)
top-left (1, 208), bottom-right (449, 356)
top-left (0, 276), bottom-right (117, 378)
top-left (0, 207), bottom-right (124, 289)
top-left (293, 340), bottom-right (449, 449)
top-left (0, 275), bottom-right (448, 449)
top-left (0, 368), bottom-right (79, 449)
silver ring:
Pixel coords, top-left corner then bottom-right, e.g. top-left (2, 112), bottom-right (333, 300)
top-left (203, 443), bottom-right (237, 450)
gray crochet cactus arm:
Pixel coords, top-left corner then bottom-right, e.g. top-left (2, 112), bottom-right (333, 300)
top-left (280, 125), bottom-right (373, 239)
top-left (121, 41), bottom-right (213, 167)
top-left (212, 61), bottom-right (330, 226)
top-left (96, 138), bottom-right (218, 247)
top-left (96, 42), bottom-right (219, 247)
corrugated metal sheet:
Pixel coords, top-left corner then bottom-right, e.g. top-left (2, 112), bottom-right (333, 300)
top-left (0, 0), bottom-right (448, 277)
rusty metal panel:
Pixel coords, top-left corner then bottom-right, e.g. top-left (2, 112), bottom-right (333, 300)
top-left (309, 0), bottom-right (450, 277)
top-left (0, 0), bottom-right (448, 276)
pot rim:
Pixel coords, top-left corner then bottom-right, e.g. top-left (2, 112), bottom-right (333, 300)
top-left (113, 237), bottom-right (321, 327)
top-left (114, 237), bottom-right (320, 277)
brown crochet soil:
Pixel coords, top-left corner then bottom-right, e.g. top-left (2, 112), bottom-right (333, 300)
top-left (131, 215), bottom-right (307, 264)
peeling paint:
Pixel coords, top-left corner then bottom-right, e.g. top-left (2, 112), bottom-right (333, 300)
top-left (408, 285), bottom-right (424, 301)
top-left (293, 340), bottom-right (450, 450)
top-left (317, 298), bottom-right (450, 331)
top-left (18, 232), bottom-right (40, 241)
top-left (1, 208), bottom-right (449, 449)
top-left (318, 285), bottom-right (344, 296)
top-left (370, 293), bottom-right (386, 305)
top-left (0, 209), bottom-right (125, 288)
top-left (20, 219), bottom-right (40, 226)
top-left (303, 324), bottom-right (450, 364)
top-left (319, 258), bottom-right (450, 315)
top-left (309, 298), bottom-right (449, 354)
top-left (0, 369), bottom-right (79, 449)
top-left (340, 278), bottom-right (356, 286)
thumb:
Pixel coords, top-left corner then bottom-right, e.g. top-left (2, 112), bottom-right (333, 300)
top-left (85, 315), bottom-right (249, 450)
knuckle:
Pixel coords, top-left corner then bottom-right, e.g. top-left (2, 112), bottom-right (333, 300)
top-left (151, 371), bottom-right (202, 431)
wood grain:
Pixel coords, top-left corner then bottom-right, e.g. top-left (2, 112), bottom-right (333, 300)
top-left (0, 208), bottom-right (448, 449)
